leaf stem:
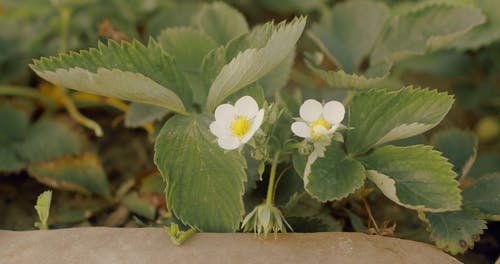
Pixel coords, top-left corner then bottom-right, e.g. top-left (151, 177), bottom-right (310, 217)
top-left (362, 197), bottom-right (379, 233)
top-left (59, 7), bottom-right (71, 53)
top-left (0, 85), bottom-right (55, 108)
top-left (174, 227), bottom-right (197, 245)
top-left (266, 151), bottom-right (281, 205)
top-left (60, 93), bottom-right (103, 137)
top-left (71, 92), bottom-right (129, 112)
top-left (272, 165), bottom-right (291, 202)
top-left (342, 90), bottom-right (356, 106)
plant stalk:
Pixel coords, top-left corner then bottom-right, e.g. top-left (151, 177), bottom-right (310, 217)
top-left (0, 86), bottom-right (54, 108)
top-left (59, 7), bottom-right (71, 53)
top-left (266, 151), bottom-right (281, 205)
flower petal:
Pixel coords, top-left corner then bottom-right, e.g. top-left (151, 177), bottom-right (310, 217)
top-left (323, 100), bottom-right (345, 124)
top-left (217, 136), bottom-right (240, 150)
top-left (300, 99), bottom-right (322, 122)
top-left (214, 103), bottom-right (236, 122)
top-left (209, 121), bottom-right (231, 138)
top-left (241, 109), bottom-right (264, 143)
top-left (291, 121), bottom-right (312, 138)
top-left (235, 96), bottom-right (259, 118)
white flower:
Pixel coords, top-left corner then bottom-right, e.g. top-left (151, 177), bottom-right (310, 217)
top-left (210, 96), bottom-right (264, 150)
top-left (291, 99), bottom-right (345, 140)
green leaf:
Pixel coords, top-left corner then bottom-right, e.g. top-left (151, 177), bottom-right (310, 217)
top-left (206, 17), bottom-right (306, 111)
top-left (283, 192), bottom-right (325, 218)
top-left (225, 82), bottom-right (265, 107)
top-left (14, 119), bottom-right (82, 162)
top-left (145, 1), bottom-right (201, 37)
top-left (260, 51), bottom-right (295, 97)
top-left (158, 28), bottom-right (217, 76)
top-left (462, 173), bottom-right (500, 220)
top-left (31, 40), bottom-right (191, 114)
top-left (121, 191), bottom-right (156, 220)
top-left (292, 152), bottom-right (307, 178)
top-left (225, 22), bottom-right (274, 59)
top-left (421, 207), bottom-right (487, 255)
top-left (347, 210), bottom-right (367, 232)
top-left (305, 143), bottom-right (366, 202)
top-left (154, 114), bottom-right (246, 232)
top-left (200, 46), bottom-right (227, 96)
top-left (257, 0), bottom-right (325, 14)
top-left (451, 0), bottom-right (500, 50)
top-left (193, 2), bottom-right (249, 45)
top-left (286, 216), bottom-right (341, 232)
top-left (305, 58), bottom-right (387, 90)
top-left (371, 3), bottom-right (485, 65)
top-left (124, 102), bottom-right (169, 128)
top-left (431, 128), bottom-right (477, 179)
top-left (275, 168), bottom-right (304, 206)
top-left (139, 172), bottom-right (165, 195)
top-left (346, 87), bottom-right (454, 154)
top-left (0, 104), bottom-right (30, 142)
top-left (467, 153), bottom-right (500, 180)
top-left (309, 0), bottom-right (389, 73)
top-left (0, 145), bottom-right (26, 173)
top-left (27, 153), bottom-right (111, 198)
top-left (34, 190), bottom-right (52, 230)
top-left (359, 145), bottom-right (461, 212)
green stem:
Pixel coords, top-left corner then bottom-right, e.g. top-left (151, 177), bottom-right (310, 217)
top-left (59, 7), bottom-right (71, 53)
top-left (174, 228), bottom-right (197, 245)
top-left (342, 90), bottom-right (357, 106)
top-left (61, 94), bottom-right (103, 137)
top-left (266, 151), bottom-right (281, 205)
top-left (0, 86), bottom-right (55, 108)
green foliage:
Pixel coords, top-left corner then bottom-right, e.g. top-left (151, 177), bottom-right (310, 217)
top-left (31, 40), bottom-right (191, 114)
top-left (124, 103), bottom-right (169, 128)
top-left (431, 129), bottom-right (478, 179)
top-left (421, 208), bottom-right (487, 254)
top-left (34, 190), bottom-right (52, 230)
top-left (158, 28), bottom-right (217, 76)
top-left (0, 145), bottom-right (26, 173)
top-left (14, 119), bottom-right (82, 162)
top-left (346, 87), bottom-right (454, 154)
top-left (259, 51), bottom-right (295, 98)
top-left (309, 0), bottom-right (389, 73)
top-left (0, 105), bottom-right (82, 167)
top-left (27, 153), bottom-right (111, 199)
top-left (154, 114), bottom-right (246, 232)
top-left (0, 104), bottom-right (30, 142)
top-left (306, 143), bottom-right (366, 202)
top-left (14, 1), bottom-right (499, 256)
top-left (451, 0), bottom-right (500, 50)
top-left (0, 103), bottom-right (111, 198)
top-left (359, 145), bottom-right (461, 212)
top-left (157, 27), bottom-right (217, 103)
top-left (462, 173), bottom-right (500, 220)
top-left (256, 0), bottom-right (325, 14)
top-left (193, 2), bottom-right (249, 45)
top-left (467, 153), bottom-right (500, 180)
top-left (305, 59), bottom-right (387, 90)
top-left (121, 191), bottom-right (156, 220)
top-left (347, 210), bottom-right (367, 232)
top-left (205, 17), bottom-right (306, 110)
top-left (370, 2), bottom-right (484, 66)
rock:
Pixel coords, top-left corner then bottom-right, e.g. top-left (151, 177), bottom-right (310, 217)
top-left (0, 227), bottom-right (459, 264)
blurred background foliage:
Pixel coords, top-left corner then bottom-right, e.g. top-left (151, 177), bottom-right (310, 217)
top-left (0, 0), bottom-right (498, 262)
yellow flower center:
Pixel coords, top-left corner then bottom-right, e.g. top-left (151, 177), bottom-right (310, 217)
top-left (310, 118), bottom-right (331, 139)
top-left (231, 116), bottom-right (251, 138)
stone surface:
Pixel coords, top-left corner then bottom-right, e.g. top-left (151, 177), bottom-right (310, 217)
top-left (0, 227), bottom-right (460, 264)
